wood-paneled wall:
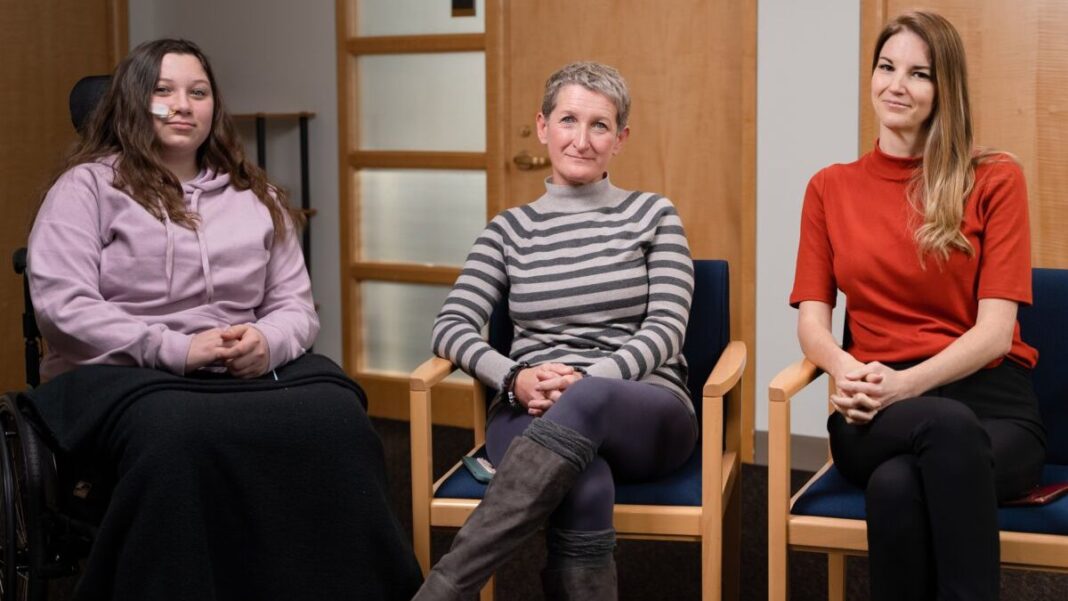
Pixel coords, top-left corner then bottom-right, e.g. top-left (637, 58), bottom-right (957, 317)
top-left (860, 0), bottom-right (1068, 268)
top-left (0, 0), bottom-right (127, 390)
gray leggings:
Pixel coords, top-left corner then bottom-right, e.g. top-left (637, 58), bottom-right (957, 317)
top-left (486, 376), bottom-right (698, 531)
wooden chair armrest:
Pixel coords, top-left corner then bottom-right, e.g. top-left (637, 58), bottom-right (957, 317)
top-left (410, 355), bottom-right (459, 573)
top-left (768, 358), bottom-right (821, 403)
top-left (768, 357), bottom-right (824, 588)
top-left (767, 358), bottom-right (822, 478)
top-left (702, 340), bottom-right (747, 397)
top-left (410, 356), bottom-right (458, 391)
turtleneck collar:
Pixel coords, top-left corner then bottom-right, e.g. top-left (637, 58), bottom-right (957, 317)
top-left (532, 174), bottom-right (625, 213)
top-left (864, 139), bottom-right (923, 182)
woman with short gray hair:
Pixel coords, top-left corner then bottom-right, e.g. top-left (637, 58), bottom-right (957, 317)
top-left (414, 62), bottom-right (696, 601)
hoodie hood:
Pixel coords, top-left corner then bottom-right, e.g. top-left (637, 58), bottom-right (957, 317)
top-left (162, 168), bottom-right (233, 300)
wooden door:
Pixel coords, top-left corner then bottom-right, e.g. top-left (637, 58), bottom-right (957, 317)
top-left (488, 0), bottom-right (758, 461)
top-left (860, 0), bottom-right (1068, 268)
top-left (0, 0), bottom-right (126, 390)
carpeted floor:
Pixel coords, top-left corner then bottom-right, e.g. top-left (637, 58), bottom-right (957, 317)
top-left (374, 418), bottom-right (1068, 601)
top-left (41, 416), bottom-right (1068, 599)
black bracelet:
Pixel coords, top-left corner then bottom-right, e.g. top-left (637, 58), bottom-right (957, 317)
top-left (502, 361), bottom-right (531, 408)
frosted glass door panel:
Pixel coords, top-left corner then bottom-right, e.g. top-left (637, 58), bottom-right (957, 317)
top-left (358, 0), bottom-right (485, 36)
top-left (361, 169), bottom-right (486, 265)
top-left (362, 282), bottom-right (451, 374)
top-left (359, 53), bottom-right (485, 151)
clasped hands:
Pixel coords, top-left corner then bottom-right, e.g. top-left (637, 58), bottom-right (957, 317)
top-left (513, 363), bottom-right (583, 417)
top-left (831, 361), bottom-right (919, 425)
top-left (185, 324), bottom-right (270, 378)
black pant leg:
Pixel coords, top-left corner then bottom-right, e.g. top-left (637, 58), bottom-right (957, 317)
top-left (983, 418), bottom-right (1046, 501)
top-left (829, 396), bottom-right (1000, 601)
top-left (864, 455), bottom-right (935, 601)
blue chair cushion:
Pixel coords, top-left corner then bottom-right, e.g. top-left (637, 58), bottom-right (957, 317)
top-left (792, 463), bottom-right (1068, 535)
top-left (435, 447), bottom-right (492, 500)
top-left (435, 444), bottom-right (703, 507)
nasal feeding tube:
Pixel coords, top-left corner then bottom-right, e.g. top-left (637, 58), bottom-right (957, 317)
top-left (150, 103), bottom-right (176, 119)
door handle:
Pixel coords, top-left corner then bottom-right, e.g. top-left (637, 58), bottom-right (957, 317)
top-left (512, 151), bottom-right (550, 170)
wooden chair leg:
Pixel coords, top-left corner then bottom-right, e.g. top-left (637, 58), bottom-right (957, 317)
top-left (700, 515), bottom-right (722, 601)
top-left (827, 553), bottom-right (846, 601)
top-left (479, 575), bottom-right (495, 601)
top-left (410, 387), bottom-right (433, 575)
top-left (701, 396), bottom-right (725, 601)
top-left (722, 480), bottom-right (742, 601)
top-left (768, 400), bottom-right (791, 601)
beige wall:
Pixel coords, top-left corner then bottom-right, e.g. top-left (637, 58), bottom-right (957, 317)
top-left (757, 1), bottom-right (859, 437)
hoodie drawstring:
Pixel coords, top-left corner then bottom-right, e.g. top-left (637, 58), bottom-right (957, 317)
top-left (162, 184), bottom-right (215, 302)
top-left (188, 187), bottom-right (215, 302)
top-left (160, 201), bottom-right (176, 298)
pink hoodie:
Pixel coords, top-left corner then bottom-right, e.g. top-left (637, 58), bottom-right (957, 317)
top-left (28, 160), bottom-right (319, 379)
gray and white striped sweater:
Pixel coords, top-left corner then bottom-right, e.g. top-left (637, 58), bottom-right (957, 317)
top-left (432, 176), bottom-right (694, 412)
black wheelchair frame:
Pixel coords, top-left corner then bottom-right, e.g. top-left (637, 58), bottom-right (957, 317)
top-left (0, 250), bottom-right (97, 601)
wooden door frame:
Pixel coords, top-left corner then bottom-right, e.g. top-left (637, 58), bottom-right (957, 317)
top-left (858, 0), bottom-right (887, 155)
top-left (108, 0), bottom-right (129, 63)
top-left (335, 0), bottom-right (488, 427)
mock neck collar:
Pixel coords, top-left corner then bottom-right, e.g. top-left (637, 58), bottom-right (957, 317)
top-left (533, 174), bottom-right (622, 213)
top-left (865, 139), bottom-right (922, 182)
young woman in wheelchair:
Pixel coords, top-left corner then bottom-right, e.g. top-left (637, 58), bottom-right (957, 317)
top-left (26, 39), bottom-right (421, 600)
top-left (414, 62), bottom-right (697, 601)
top-left (790, 11), bottom-right (1045, 601)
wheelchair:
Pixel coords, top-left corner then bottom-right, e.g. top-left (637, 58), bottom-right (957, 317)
top-left (0, 249), bottom-right (100, 601)
top-left (0, 75), bottom-right (114, 600)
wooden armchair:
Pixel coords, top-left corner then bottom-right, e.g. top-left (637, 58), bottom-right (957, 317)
top-left (410, 259), bottom-right (748, 600)
top-left (767, 267), bottom-right (1068, 600)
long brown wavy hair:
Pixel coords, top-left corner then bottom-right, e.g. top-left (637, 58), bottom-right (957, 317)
top-left (59, 38), bottom-right (303, 238)
top-left (874, 11), bottom-right (1004, 263)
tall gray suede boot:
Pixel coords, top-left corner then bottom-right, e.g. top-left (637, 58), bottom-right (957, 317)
top-left (541, 528), bottom-right (618, 601)
top-left (413, 419), bottom-right (597, 601)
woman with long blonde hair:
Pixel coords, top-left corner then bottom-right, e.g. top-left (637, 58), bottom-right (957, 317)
top-left (790, 11), bottom-right (1044, 600)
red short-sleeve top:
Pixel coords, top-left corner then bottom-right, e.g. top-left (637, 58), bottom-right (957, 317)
top-left (789, 143), bottom-right (1036, 368)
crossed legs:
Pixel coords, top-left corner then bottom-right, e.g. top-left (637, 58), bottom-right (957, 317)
top-left (829, 396), bottom-right (1044, 601)
top-left (410, 377), bottom-right (698, 600)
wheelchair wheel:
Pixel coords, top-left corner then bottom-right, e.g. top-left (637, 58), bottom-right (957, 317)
top-left (0, 397), bottom-right (47, 601)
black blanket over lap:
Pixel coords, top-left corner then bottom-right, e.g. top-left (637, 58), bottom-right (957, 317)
top-left (21, 354), bottom-right (422, 601)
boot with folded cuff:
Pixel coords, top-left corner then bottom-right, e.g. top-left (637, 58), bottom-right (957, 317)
top-left (541, 527), bottom-right (618, 601)
top-left (412, 418), bottom-right (597, 601)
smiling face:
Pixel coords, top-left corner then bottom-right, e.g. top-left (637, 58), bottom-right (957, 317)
top-left (871, 29), bottom-right (935, 155)
top-left (152, 52), bottom-right (214, 171)
top-left (536, 84), bottom-right (629, 186)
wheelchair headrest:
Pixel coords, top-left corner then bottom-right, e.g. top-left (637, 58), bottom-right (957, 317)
top-left (69, 75), bottom-right (111, 133)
